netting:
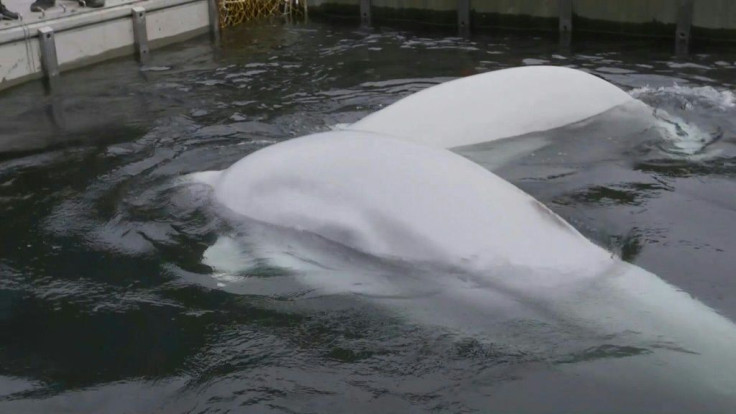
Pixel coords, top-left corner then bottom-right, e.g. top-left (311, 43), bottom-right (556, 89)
top-left (218, 0), bottom-right (308, 28)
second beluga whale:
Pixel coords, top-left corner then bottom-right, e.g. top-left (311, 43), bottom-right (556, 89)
top-left (348, 65), bottom-right (636, 148)
top-left (347, 65), bottom-right (717, 165)
top-left (187, 66), bottom-right (736, 408)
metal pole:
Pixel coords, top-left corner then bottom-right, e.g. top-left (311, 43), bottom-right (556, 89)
top-left (37, 27), bottom-right (59, 93)
top-left (676, 0), bottom-right (694, 55)
top-left (559, 0), bottom-right (572, 33)
top-left (457, 0), bottom-right (470, 37)
top-left (558, 0), bottom-right (572, 49)
top-left (360, 0), bottom-right (371, 27)
top-left (207, 0), bottom-right (221, 43)
top-left (131, 7), bottom-right (150, 64)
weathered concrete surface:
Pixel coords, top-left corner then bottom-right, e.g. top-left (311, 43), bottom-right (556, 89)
top-left (310, 0), bottom-right (736, 38)
top-left (372, 0), bottom-right (455, 12)
top-left (694, 0), bottom-right (736, 29)
top-left (574, 0), bottom-right (678, 25)
top-left (473, 0), bottom-right (556, 18)
top-left (1, 0), bottom-right (137, 27)
top-left (0, 0), bottom-right (209, 92)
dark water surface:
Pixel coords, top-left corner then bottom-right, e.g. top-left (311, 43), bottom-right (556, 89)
top-left (1, 23), bottom-right (735, 413)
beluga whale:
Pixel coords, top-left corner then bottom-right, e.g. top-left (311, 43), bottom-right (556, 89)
top-left (348, 65), bottom-right (636, 148)
top-left (347, 65), bottom-right (716, 167)
top-left (188, 66), bottom-right (736, 409)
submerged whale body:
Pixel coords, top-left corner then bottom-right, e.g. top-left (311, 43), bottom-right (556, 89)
top-left (190, 66), bottom-right (736, 406)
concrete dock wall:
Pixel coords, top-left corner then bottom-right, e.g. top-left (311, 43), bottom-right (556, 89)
top-left (473, 0), bottom-right (557, 18)
top-left (574, 0), bottom-right (678, 25)
top-left (0, 0), bottom-right (210, 92)
top-left (372, 0), bottom-right (455, 12)
top-left (2, 0), bottom-right (733, 93)
top-left (311, 0), bottom-right (736, 40)
top-left (694, 0), bottom-right (736, 30)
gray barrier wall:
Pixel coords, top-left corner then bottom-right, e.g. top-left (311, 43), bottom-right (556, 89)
top-left (0, 0), bottom-right (215, 93)
top-left (310, 0), bottom-right (736, 44)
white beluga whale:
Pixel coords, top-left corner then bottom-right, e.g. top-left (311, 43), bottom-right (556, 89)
top-left (208, 132), bottom-right (603, 271)
top-left (347, 65), bottom-right (718, 165)
top-left (348, 65), bottom-right (636, 148)
top-left (192, 132), bottom-right (736, 404)
top-left (187, 66), bottom-right (736, 407)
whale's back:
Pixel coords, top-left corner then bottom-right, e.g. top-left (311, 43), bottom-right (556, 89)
top-left (210, 131), bottom-right (610, 277)
top-left (349, 66), bottom-right (633, 148)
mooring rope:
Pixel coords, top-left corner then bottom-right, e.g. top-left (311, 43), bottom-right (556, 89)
top-left (18, 16), bottom-right (39, 77)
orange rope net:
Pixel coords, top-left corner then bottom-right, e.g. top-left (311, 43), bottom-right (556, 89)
top-left (218, 0), bottom-right (308, 28)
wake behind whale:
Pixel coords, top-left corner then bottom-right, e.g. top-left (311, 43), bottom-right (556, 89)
top-left (186, 66), bottom-right (736, 408)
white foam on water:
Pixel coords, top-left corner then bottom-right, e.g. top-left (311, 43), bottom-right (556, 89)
top-left (630, 84), bottom-right (736, 111)
top-left (630, 84), bottom-right (733, 157)
top-left (183, 170), bottom-right (222, 187)
top-left (650, 108), bottom-right (721, 156)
